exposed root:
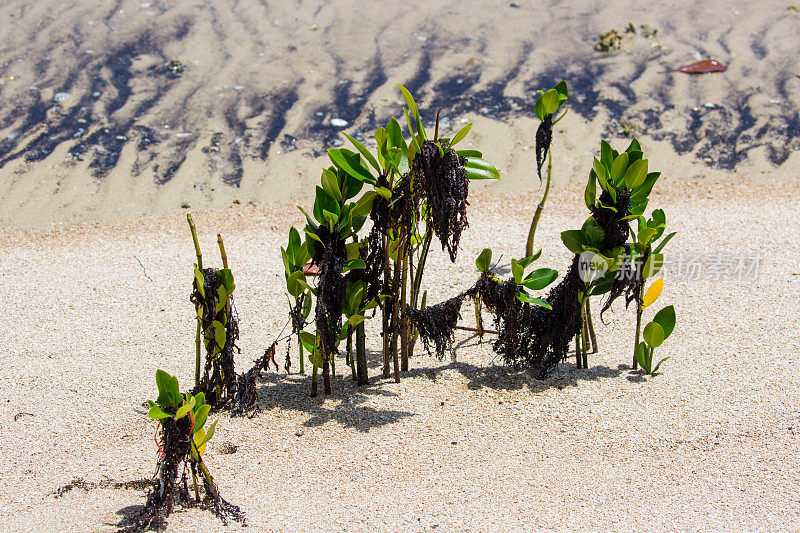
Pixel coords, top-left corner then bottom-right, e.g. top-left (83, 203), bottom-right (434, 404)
top-left (120, 416), bottom-right (244, 532)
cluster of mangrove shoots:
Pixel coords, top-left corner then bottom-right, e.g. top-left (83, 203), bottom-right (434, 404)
top-left (123, 371), bottom-right (243, 531)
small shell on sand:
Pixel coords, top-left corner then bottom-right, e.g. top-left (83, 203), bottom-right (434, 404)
top-left (53, 92), bottom-right (70, 102)
top-left (330, 118), bottom-right (348, 127)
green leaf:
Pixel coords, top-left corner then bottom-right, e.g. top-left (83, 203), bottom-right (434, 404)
top-left (213, 320), bottom-right (226, 351)
top-left (476, 248), bottom-right (492, 273)
top-left (511, 259), bottom-right (524, 284)
top-left (456, 149), bottom-right (482, 158)
top-left (305, 229), bottom-right (323, 246)
top-left (450, 123), bottom-right (472, 147)
top-left (522, 268), bottom-right (558, 291)
top-left (348, 315), bottom-right (365, 327)
top-left (534, 96), bottom-right (545, 121)
top-left (397, 84), bottom-right (420, 124)
top-left (600, 140), bottom-right (613, 171)
top-left (217, 269), bottom-right (235, 294)
top-left (147, 402), bottom-right (171, 420)
top-left (341, 132), bottom-right (381, 173)
top-left (634, 341), bottom-right (650, 372)
top-left (610, 152), bottom-right (629, 185)
top-left (540, 88), bottom-right (560, 116)
top-left (374, 127), bottom-right (388, 170)
top-left (561, 230), bottom-right (587, 255)
top-left (464, 157), bottom-right (500, 179)
top-left (193, 268), bottom-right (205, 298)
top-left (625, 138), bottom-right (641, 154)
top-left (375, 186), bottom-right (392, 200)
top-left (637, 227), bottom-right (658, 246)
top-left (585, 168), bottom-right (597, 209)
top-left (216, 285), bottom-right (228, 312)
top-left (623, 158), bottom-right (648, 189)
top-left (342, 259), bottom-right (366, 272)
top-left (653, 232), bottom-right (676, 254)
top-left (643, 321), bottom-right (665, 348)
top-left (327, 148), bottom-right (376, 185)
top-left (593, 158), bottom-right (609, 192)
top-left (199, 419), bottom-right (217, 447)
top-left (299, 331), bottom-right (317, 354)
top-left (516, 292), bottom-right (552, 309)
top-left (652, 356), bottom-right (671, 374)
top-left (643, 253), bottom-right (664, 278)
top-left (321, 168), bottom-right (343, 202)
top-left (630, 172), bottom-right (661, 202)
top-left (193, 404), bottom-right (211, 433)
top-left (652, 305), bottom-right (676, 340)
top-left (288, 227), bottom-right (301, 262)
top-left (351, 191), bottom-right (376, 219)
top-left (286, 270), bottom-right (306, 297)
top-left (554, 80), bottom-right (569, 100)
top-left (175, 396), bottom-right (196, 421)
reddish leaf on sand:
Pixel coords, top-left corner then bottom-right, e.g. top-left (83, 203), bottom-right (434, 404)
top-left (662, 60), bottom-right (727, 74)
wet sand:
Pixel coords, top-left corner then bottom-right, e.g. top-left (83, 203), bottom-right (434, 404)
top-left (1, 0), bottom-right (799, 228)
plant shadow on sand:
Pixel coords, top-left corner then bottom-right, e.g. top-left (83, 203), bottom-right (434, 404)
top-left (245, 332), bottom-right (638, 430)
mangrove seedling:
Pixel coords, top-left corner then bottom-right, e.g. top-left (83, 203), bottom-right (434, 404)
top-left (281, 227), bottom-right (313, 373)
top-left (124, 370), bottom-right (243, 531)
top-left (188, 215), bottom-right (240, 407)
top-left (635, 302), bottom-right (676, 375)
top-left (526, 81), bottom-right (568, 258)
top-left (296, 159), bottom-right (372, 396)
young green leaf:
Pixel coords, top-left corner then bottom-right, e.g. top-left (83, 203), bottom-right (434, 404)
top-left (464, 157), bottom-right (500, 180)
top-left (652, 305), bottom-right (676, 340)
top-left (523, 268), bottom-right (559, 290)
top-left (174, 396), bottom-right (196, 421)
top-left (643, 321), bottom-right (665, 348)
top-left (341, 132), bottom-right (381, 173)
top-left (449, 123), bottom-right (472, 147)
top-left (516, 292), bottom-right (553, 309)
top-left (610, 152), bottom-right (629, 185)
top-left (561, 230), bottom-right (587, 255)
top-left (327, 149), bottom-right (376, 185)
top-left (623, 158), bottom-right (648, 189)
top-left (511, 259), bottom-right (524, 284)
top-left (585, 168), bottom-right (597, 209)
top-left (476, 248), bottom-right (492, 273)
top-left (653, 231), bottom-right (676, 254)
top-left (147, 402), bottom-right (171, 420)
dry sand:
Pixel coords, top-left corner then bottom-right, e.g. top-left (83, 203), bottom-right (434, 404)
top-left (1, 0), bottom-right (800, 531)
top-left (1, 178), bottom-right (798, 531)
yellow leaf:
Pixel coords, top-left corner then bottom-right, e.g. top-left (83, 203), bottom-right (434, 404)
top-left (643, 278), bottom-right (663, 308)
top-left (194, 428), bottom-right (206, 457)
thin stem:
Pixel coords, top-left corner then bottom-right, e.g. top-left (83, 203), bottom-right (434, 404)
top-left (311, 364), bottom-right (318, 397)
top-left (581, 299), bottom-right (590, 368)
top-left (217, 233), bottom-right (228, 269)
top-left (586, 299), bottom-right (598, 353)
top-left (195, 318), bottom-right (202, 388)
top-left (474, 296), bottom-right (484, 339)
top-left (356, 322), bottom-right (368, 386)
top-left (525, 149), bottom-right (552, 258)
top-left (634, 284), bottom-right (644, 370)
top-left (348, 327), bottom-right (357, 381)
top-left (298, 332), bottom-right (305, 374)
top-left (187, 214), bottom-right (203, 271)
top-left (400, 240), bottom-right (410, 372)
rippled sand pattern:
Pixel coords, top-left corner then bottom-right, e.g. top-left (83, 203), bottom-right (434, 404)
top-left (0, 0), bottom-right (797, 225)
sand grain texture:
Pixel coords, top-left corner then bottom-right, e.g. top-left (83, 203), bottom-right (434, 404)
top-left (1, 179), bottom-right (798, 531)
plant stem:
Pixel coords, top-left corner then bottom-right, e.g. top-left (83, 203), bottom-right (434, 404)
top-left (400, 240), bottom-right (410, 372)
top-left (187, 214), bottom-right (203, 271)
top-left (348, 327), bottom-right (357, 381)
top-left (526, 149), bottom-right (552, 258)
top-left (586, 299), bottom-right (598, 353)
top-left (298, 332), bottom-right (305, 374)
top-left (195, 318), bottom-right (202, 388)
top-left (216, 233), bottom-right (228, 269)
top-left (390, 244), bottom-right (401, 383)
top-left (634, 285), bottom-right (644, 370)
top-left (474, 296), bottom-right (484, 339)
top-left (311, 364), bottom-right (318, 397)
top-left (382, 236), bottom-right (391, 379)
top-left (356, 322), bottom-right (368, 385)
top-left (581, 300), bottom-right (590, 368)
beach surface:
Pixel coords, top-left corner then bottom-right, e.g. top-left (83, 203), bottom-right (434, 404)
top-left (0, 0), bottom-right (799, 228)
top-left (1, 0), bottom-right (799, 531)
top-left (1, 179), bottom-right (799, 531)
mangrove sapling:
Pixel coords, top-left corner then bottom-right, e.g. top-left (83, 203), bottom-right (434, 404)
top-left (626, 210), bottom-right (675, 368)
top-left (188, 215), bottom-right (240, 408)
top-left (526, 81), bottom-right (569, 258)
top-left (635, 301), bottom-right (676, 375)
top-left (124, 370), bottom-right (243, 531)
top-left (281, 227), bottom-right (313, 374)
top-left (338, 86), bottom-right (500, 377)
top-left (296, 160), bottom-right (374, 395)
